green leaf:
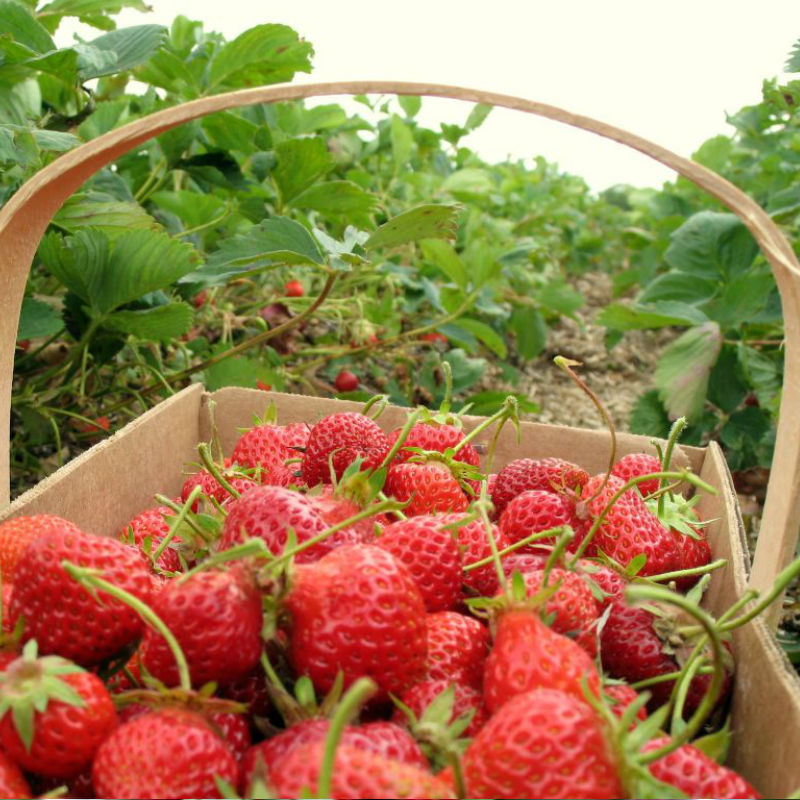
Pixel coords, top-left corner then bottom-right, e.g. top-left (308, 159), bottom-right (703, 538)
top-left (76, 25), bottom-right (167, 79)
top-left (135, 48), bottom-right (199, 94)
top-left (665, 211), bottom-right (758, 279)
top-left (93, 230), bottom-right (200, 313)
top-left (201, 111), bottom-right (259, 153)
top-left (104, 302), bottom-right (194, 342)
top-left (654, 321), bottom-right (723, 421)
top-left (23, 46), bottom-right (79, 81)
top-left (36, 0), bottom-right (149, 30)
top-left (787, 37), bottom-right (800, 72)
top-left (691, 724), bottom-right (731, 763)
top-left (597, 302), bottom-right (708, 331)
top-left (188, 216), bottom-right (325, 285)
top-left (702, 270), bottom-right (776, 328)
top-left (38, 229), bottom-right (109, 304)
top-left (440, 168), bottom-right (493, 198)
top-left (365, 204), bottom-right (459, 251)
top-left (510, 307), bottom-right (547, 360)
top-left (638, 272), bottom-right (717, 306)
top-left (420, 239), bottom-right (468, 289)
top-left (397, 95), bottom-right (421, 118)
top-left (273, 137), bottom-right (334, 205)
top-left (291, 180), bottom-right (379, 215)
top-left (390, 113), bottom-right (413, 170)
top-left (207, 23), bottom-right (312, 90)
top-left (737, 344), bottom-right (782, 412)
top-left (53, 194), bottom-right (158, 234)
top-left (719, 406), bottom-right (772, 454)
top-left (538, 282), bottom-right (585, 316)
top-left (0, 1), bottom-right (55, 53)
top-left (455, 317), bottom-right (507, 358)
top-left (629, 390), bottom-right (671, 438)
top-left (76, 98), bottom-right (130, 139)
top-left (0, 77), bottom-right (41, 124)
top-left (17, 297), bottom-right (63, 340)
top-left (707, 346), bottom-right (748, 413)
top-left (201, 353), bottom-right (281, 392)
top-left (463, 390), bottom-right (539, 416)
top-left (465, 103), bottom-right (492, 131)
top-left (149, 190), bottom-right (227, 230)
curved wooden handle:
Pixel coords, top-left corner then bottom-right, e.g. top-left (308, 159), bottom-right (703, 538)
top-left (1, 80), bottom-right (798, 594)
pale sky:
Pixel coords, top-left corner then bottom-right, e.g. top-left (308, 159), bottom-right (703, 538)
top-left (58, 1), bottom-right (800, 191)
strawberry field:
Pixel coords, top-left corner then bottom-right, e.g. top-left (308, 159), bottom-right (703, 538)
top-left (2, 2), bottom-right (800, 799)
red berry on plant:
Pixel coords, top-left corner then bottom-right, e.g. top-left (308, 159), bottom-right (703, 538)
top-left (334, 369), bottom-right (360, 393)
top-left (284, 280), bottom-right (304, 297)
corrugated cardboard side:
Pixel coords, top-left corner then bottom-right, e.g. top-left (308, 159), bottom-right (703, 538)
top-left (1, 384), bottom-right (798, 795)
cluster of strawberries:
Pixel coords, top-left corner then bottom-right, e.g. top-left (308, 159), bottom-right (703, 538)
top-left (0, 403), bottom-right (762, 799)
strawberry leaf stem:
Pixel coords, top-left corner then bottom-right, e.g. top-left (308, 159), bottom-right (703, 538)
top-left (463, 525), bottom-right (568, 572)
top-left (150, 485), bottom-right (203, 565)
top-left (626, 584), bottom-right (726, 764)
top-left (61, 561), bottom-right (192, 692)
top-left (377, 408), bottom-right (423, 470)
top-left (198, 443), bottom-right (241, 501)
top-left (317, 677), bottom-right (376, 797)
top-left (657, 417), bottom-right (688, 517)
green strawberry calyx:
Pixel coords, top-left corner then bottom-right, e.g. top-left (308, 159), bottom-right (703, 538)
top-left (0, 640), bottom-right (86, 752)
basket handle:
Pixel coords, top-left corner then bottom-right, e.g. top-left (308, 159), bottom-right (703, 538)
top-left (1, 80), bottom-right (798, 601)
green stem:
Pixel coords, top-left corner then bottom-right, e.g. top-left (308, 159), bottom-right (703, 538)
top-left (177, 539), bottom-right (272, 584)
top-left (475, 488), bottom-right (508, 597)
top-left (626, 584), bottom-right (726, 764)
top-left (719, 553), bottom-right (800, 632)
top-left (376, 408), bottom-right (422, 470)
top-left (62, 561), bottom-right (192, 691)
top-left (198, 443), bottom-right (241, 501)
top-left (554, 355), bottom-right (616, 502)
top-left (640, 558), bottom-right (727, 585)
top-left (274, 498), bottom-right (404, 568)
top-left (151, 486), bottom-right (202, 564)
top-left (463, 525), bottom-right (568, 572)
top-left (657, 417), bottom-right (688, 517)
top-left (153, 493), bottom-right (214, 544)
top-left (317, 678), bottom-right (376, 797)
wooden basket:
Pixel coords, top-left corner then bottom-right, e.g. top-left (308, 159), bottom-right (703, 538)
top-left (2, 81), bottom-right (800, 796)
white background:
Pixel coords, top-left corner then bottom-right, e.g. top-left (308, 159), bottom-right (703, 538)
top-left (58, 1), bottom-right (800, 190)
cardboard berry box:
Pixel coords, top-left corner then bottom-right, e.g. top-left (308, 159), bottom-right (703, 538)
top-left (2, 81), bottom-right (800, 796)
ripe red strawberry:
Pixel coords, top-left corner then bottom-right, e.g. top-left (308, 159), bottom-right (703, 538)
top-left (240, 717), bottom-right (428, 792)
top-left (483, 609), bottom-right (601, 714)
top-left (670, 524), bottom-right (712, 591)
top-left (230, 423), bottom-right (308, 485)
top-left (612, 452), bottom-right (663, 497)
top-left (285, 545), bottom-right (427, 697)
top-left (425, 611), bottom-right (490, 689)
top-left (575, 560), bottom-right (628, 608)
top-left (491, 457), bottom-right (589, 518)
top-left (395, 677), bottom-right (488, 737)
top-left (334, 369), bottom-right (360, 393)
top-left (207, 711), bottom-right (251, 761)
top-left (92, 708), bottom-right (239, 799)
top-left (0, 750), bottom-right (30, 799)
top-left (643, 737), bottom-right (761, 798)
top-left (268, 740), bottom-right (454, 799)
top-left (0, 646), bottom-right (117, 778)
top-left (218, 664), bottom-right (272, 720)
top-left (384, 461), bottom-right (469, 516)
top-left (9, 526), bottom-right (154, 666)
top-left (118, 505), bottom-right (181, 573)
top-left (439, 512), bottom-right (509, 597)
top-left (498, 489), bottom-right (589, 553)
top-left (604, 682), bottom-right (648, 723)
top-left (462, 687), bottom-right (622, 799)
top-left (0, 514), bottom-right (82, 584)
top-left (219, 485), bottom-right (332, 563)
top-left (309, 484), bottom-right (380, 544)
top-left (141, 565), bottom-right (263, 688)
top-left (301, 412), bottom-right (390, 487)
top-left (579, 474), bottom-right (680, 576)
top-left (181, 468), bottom-right (259, 508)
top-left (599, 601), bottom-right (732, 717)
top-left (500, 549), bottom-right (552, 578)
top-left (376, 516), bottom-right (463, 611)
top-left (1, 583), bottom-right (13, 635)
top-left (284, 280), bottom-right (304, 297)
top-left (387, 422), bottom-right (481, 468)
top-left (512, 568), bottom-right (600, 643)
